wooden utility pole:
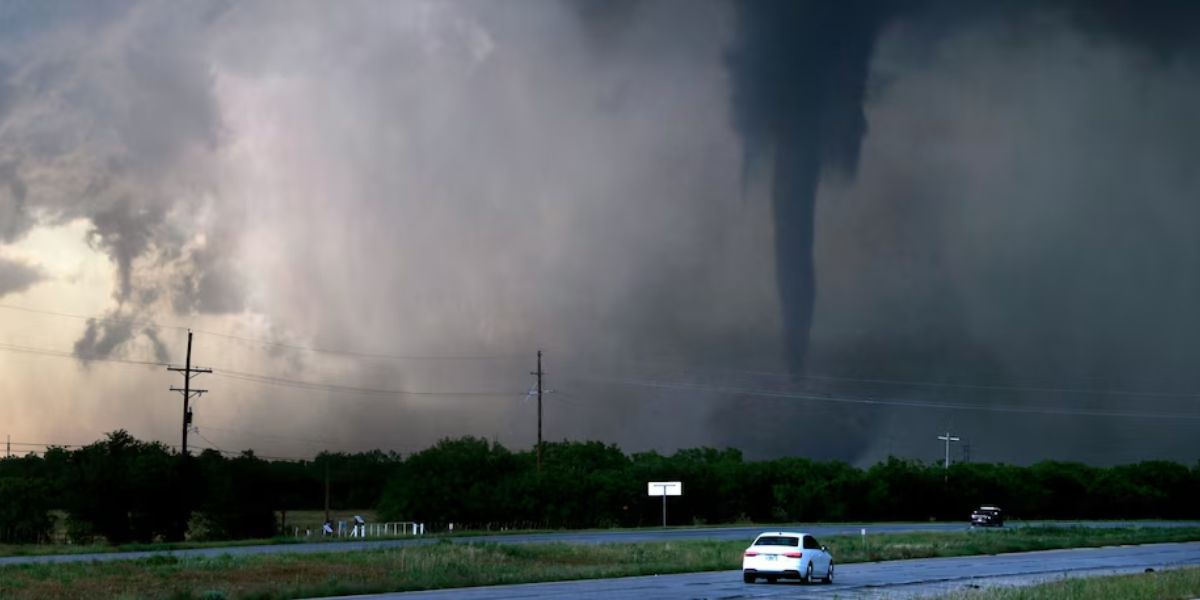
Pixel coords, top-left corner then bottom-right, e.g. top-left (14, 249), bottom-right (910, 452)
top-left (532, 350), bottom-right (544, 471)
top-left (324, 459), bottom-right (331, 523)
top-left (938, 431), bottom-right (960, 484)
top-left (168, 330), bottom-right (211, 455)
top-left (937, 432), bottom-right (960, 469)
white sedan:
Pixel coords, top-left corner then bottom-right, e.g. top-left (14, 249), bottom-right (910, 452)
top-left (742, 531), bottom-right (834, 584)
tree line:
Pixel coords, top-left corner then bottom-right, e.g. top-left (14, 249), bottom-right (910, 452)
top-left (0, 431), bottom-right (1196, 544)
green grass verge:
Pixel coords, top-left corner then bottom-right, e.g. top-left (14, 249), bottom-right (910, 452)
top-left (0, 536), bottom-right (309, 558)
top-left (935, 565), bottom-right (1200, 599)
top-left (17, 515), bottom-right (1197, 558)
top-left (836, 526), bottom-right (1200, 563)
top-left (0, 527), bottom-right (1197, 599)
top-left (9, 509), bottom-right (392, 557)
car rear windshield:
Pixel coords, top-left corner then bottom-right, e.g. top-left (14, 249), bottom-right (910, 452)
top-left (754, 536), bottom-right (799, 547)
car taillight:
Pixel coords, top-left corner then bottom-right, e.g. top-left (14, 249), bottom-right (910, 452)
top-left (785, 552), bottom-right (803, 558)
top-left (744, 551), bottom-right (758, 557)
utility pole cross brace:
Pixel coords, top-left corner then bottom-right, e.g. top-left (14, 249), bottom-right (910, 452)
top-left (167, 330), bottom-right (212, 456)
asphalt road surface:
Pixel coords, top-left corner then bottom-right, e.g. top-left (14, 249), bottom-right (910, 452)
top-left (0, 520), bottom-right (1197, 566)
top-left (334, 541), bottom-right (1200, 599)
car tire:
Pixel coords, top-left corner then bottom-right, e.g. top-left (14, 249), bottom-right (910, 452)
top-left (823, 561), bottom-right (834, 584)
top-left (743, 572), bottom-right (755, 584)
top-left (802, 562), bottom-right (813, 584)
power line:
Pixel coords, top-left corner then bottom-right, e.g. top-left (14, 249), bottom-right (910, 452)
top-left (567, 376), bottom-right (1200, 420)
top-left (191, 328), bottom-right (526, 362)
top-left (0, 338), bottom-right (522, 399)
top-left (0, 303), bottom-right (524, 362)
top-left (6, 334), bottom-right (1200, 420)
top-left (3, 431), bottom-right (416, 460)
top-left (214, 369), bottom-right (520, 398)
top-left (0, 302), bottom-right (186, 332)
top-left (192, 428), bottom-right (228, 456)
top-left (198, 424), bottom-right (424, 453)
top-left (550, 390), bottom-right (584, 407)
top-left (6, 300), bottom-right (1193, 401)
top-left (199, 424), bottom-right (340, 448)
top-left (0, 341), bottom-right (163, 367)
top-left (3, 441), bottom-right (86, 449)
top-left (557, 360), bottom-right (1200, 400)
top-left (187, 444), bottom-right (312, 462)
top-left (792, 372), bottom-right (1200, 401)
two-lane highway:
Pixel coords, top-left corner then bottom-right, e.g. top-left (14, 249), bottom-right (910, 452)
top-left (334, 541), bottom-right (1200, 599)
top-left (0, 520), bottom-right (1196, 566)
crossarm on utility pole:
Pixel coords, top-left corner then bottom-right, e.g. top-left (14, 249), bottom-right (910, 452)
top-left (167, 330), bottom-right (213, 456)
top-left (937, 432), bottom-right (961, 469)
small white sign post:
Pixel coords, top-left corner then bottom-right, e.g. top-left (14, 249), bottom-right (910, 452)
top-left (647, 481), bottom-right (682, 528)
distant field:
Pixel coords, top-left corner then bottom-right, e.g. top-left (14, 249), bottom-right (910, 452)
top-left (1, 526), bottom-right (1197, 599)
top-left (47, 510), bottom-right (382, 541)
top-left (936, 565), bottom-right (1200, 599)
top-left (5, 510), bottom-right (385, 558)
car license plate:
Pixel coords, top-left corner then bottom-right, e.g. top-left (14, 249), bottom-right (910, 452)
top-left (766, 555), bottom-right (777, 561)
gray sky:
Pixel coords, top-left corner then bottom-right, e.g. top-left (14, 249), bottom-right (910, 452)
top-left (0, 0), bottom-right (1196, 465)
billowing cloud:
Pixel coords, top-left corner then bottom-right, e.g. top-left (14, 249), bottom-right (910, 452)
top-left (0, 257), bottom-right (42, 297)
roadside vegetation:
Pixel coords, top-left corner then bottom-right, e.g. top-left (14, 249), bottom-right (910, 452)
top-left (937, 566), bottom-right (1200, 599)
top-left (0, 527), bottom-right (1197, 599)
top-left (2, 431), bottom-right (1198, 549)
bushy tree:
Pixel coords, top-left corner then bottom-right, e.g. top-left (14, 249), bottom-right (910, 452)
top-left (61, 431), bottom-right (190, 544)
top-left (537, 441), bottom-right (633, 527)
top-left (194, 450), bottom-right (278, 540)
top-left (378, 437), bottom-right (522, 526)
top-left (862, 457), bottom-right (940, 521)
top-left (0, 476), bottom-right (55, 543)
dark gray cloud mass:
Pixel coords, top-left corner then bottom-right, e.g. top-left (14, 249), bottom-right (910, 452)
top-left (0, 257), bottom-right (42, 297)
top-left (726, 0), bottom-right (1200, 371)
top-left (0, 0), bottom-right (1197, 464)
top-left (718, 0), bottom-right (1200, 462)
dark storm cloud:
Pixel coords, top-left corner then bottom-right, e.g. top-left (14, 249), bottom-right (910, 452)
top-left (86, 200), bottom-right (164, 303)
top-left (726, 0), bottom-right (1200, 374)
top-left (1063, 0), bottom-right (1200, 55)
top-left (727, 1), bottom-right (899, 371)
top-left (141, 326), bottom-right (170, 363)
top-left (73, 314), bottom-right (134, 361)
top-left (72, 310), bottom-right (169, 364)
top-left (0, 60), bottom-right (19, 127)
top-left (0, 257), bottom-right (42, 297)
top-left (718, 0), bottom-right (1200, 462)
top-left (0, 160), bottom-right (32, 243)
top-left (171, 239), bottom-right (246, 316)
top-left (3, 0), bottom-right (1197, 464)
top-left (0, 1), bottom-right (239, 362)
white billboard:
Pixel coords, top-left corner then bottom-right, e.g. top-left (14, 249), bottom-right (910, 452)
top-left (647, 481), bottom-right (683, 496)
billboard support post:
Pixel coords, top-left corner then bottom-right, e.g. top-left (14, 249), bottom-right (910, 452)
top-left (647, 481), bottom-right (682, 528)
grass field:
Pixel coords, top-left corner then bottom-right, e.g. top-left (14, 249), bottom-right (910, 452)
top-left (0, 527), bottom-right (1196, 599)
top-left (0, 510), bottom-right (390, 558)
top-left (936, 565), bottom-right (1200, 599)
